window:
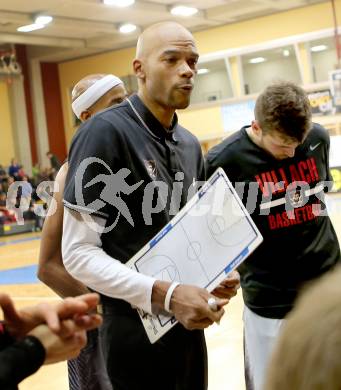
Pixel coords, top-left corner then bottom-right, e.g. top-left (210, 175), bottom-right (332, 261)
top-left (191, 59), bottom-right (233, 104)
top-left (309, 36), bottom-right (337, 82)
top-left (242, 45), bottom-right (301, 94)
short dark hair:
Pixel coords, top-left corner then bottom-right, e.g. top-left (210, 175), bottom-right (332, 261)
top-left (255, 81), bottom-right (312, 143)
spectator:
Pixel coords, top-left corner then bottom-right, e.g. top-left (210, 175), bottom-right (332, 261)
top-left (36, 167), bottom-right (52, 184)
top-left (8, 159), bottom-right (20, 180)
top-left (31, 163), bottom-right (41, 187)
top-left (46, 152), bottom-right (61, 178)
top-left (20, 176), bottom-right (32, 198)
top-left (0, 193), bottom-right (6, 225)
top-left (0, 176), bottom-right (14, 208)
top-left (7, 176), bottom-right (15, 187)
top-left (0, 165), bottom-right (7, 183)
top-left (0, 191), bottom-right (16, 224)
top-left (17, 165), bottom-right (26, 180)
top-left (0, 192), bottom-right (7, 210)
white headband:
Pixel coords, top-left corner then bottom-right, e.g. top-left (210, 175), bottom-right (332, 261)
top-left (72, 74), bottom-right (123, 119)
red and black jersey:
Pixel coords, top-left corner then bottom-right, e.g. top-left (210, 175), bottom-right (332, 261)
top-left (206, 123), bottom-right (341, 318)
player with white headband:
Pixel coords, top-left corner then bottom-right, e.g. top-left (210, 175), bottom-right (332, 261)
top-left (38, 73), bottom-right (127, 390)
top-left (72, 73), bottom-right (126, 121)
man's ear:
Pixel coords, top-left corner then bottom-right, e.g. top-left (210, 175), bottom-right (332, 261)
top-left (133, 58), bottom-right (145, 81)
top-left (251, 120), bottom-right (262, 137)
top-left (80, 110), bottom-right (91, 122)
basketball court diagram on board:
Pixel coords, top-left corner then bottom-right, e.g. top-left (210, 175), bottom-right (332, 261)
top-left (127, 168), bottom-right (263, 343)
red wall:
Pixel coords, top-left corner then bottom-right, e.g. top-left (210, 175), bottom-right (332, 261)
top-left (15, 45), bottom-right (38, 164)
top-left (40, 62), bottom-right (67, 161)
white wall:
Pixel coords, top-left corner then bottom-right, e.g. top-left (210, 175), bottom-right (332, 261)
top-left (0, 80), bottom-right (16, 167)
top-left (8, 78), bottom-right (32, 174)
top-left (29, 59), bottom-right (50, 168)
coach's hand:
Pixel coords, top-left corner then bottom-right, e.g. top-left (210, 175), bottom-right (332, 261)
top-left (170, 285), bottom-right (228, 330)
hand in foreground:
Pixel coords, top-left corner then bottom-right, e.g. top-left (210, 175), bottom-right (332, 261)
top-left (28, 314), bottom-right (102, 365)
top-left (211, 271), bottom-right (240, 300)
top-left (170, 285), bottom-right (228, 330)
top-left (0, 293), bottom-right (100, 339)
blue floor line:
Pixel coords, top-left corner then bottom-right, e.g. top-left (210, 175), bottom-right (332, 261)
top-left (0, 264), bottom-right (39, 285)
top-left (0, 235), bottom-right (41, 247)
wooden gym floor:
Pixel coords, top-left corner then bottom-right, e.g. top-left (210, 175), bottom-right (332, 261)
top-left (1, 193), bottom-right (340, 390)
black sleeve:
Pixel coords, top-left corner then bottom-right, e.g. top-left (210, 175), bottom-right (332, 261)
top-left (312, 123), bottom-right (333, 183)
top-left (205, 143), bottom-right (230, 180)
top-left (64, 116), bottom-right (123, 219)
top-left (205, 138), bottom-right (242, 185)
top-left (205, 153), bottom-right (219, 180)
top-left (0, 323), bottom-right (15, 350)
top-left (196, 144), bottom-right (206, 182)
top-left (199, 157), bottom-right (206, 182)
top-left (204, 137), bottom-right (232, 180)
top-left (0, 336), bottom-right (46, 389)
top-left (325, 129), bottom-right (333, 183)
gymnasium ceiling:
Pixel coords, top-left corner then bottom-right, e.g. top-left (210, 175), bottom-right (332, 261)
top-left (0, 0), bottom-right (330, 62)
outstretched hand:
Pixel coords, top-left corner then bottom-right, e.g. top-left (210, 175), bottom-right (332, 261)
top-left (28, 315), bottom-right (102, 365)
top-left (0, 293), bottom-right (100, 339)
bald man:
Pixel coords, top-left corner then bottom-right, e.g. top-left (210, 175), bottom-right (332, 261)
top-left (38, 73), bottom-right (126, 390)
top-left (62, 23), bottom-right (239, 390)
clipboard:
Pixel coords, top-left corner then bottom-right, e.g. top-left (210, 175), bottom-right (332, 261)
top-left (126, 168), bottom-right (263, 343)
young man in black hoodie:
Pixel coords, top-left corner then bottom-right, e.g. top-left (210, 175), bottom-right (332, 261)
top-left (206, 81), bottom-right (341, 390)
